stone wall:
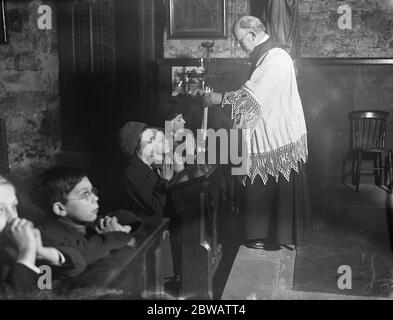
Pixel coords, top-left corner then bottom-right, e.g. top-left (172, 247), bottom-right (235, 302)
top-left (300, 0), bottom-right (393, 57)
top-left (164, 0), bottom-right (393, 58)
top-left (0, 0), bottom-right (60, 178)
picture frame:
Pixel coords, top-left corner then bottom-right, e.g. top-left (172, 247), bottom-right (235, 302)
top-left (167, 0), bottom-right (226, 39)
top-left (0, 0), bottom-right (7, 44)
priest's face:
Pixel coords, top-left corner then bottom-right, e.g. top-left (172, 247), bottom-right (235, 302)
top-left (235, 27), bottom-right (255, 54)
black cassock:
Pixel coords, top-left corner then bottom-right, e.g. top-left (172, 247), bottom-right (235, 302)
top-left (242, 164), bottom-right (311, 246)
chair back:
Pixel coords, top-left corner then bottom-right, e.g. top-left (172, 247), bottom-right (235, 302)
top-left (0, 119), bottom-right (9, 175)
top-left (349, 110), bottom-right (389, 151)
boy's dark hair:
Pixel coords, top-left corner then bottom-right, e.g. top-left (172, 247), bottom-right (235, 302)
top-left (41, 166), bottom-right (87, 205)
top-left (155, 98), bottom-right (190, 125)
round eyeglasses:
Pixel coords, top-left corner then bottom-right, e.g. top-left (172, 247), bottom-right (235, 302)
top-left (237, 31), bottom-right (251, 48)
top-left (67, 187), bottom-right (98, 201)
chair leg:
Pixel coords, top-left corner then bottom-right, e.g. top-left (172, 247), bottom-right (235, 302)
top-left (351, 150), bottom-right (357, 186)
top-left (373, 156), bottom-right (379, 186)
top-left (342, 153), bottom-right (348, 185)
top-left (378, 153), bottom-right (383, 186)
top-left (388, 152), bottom-right (393, 193)
top-left (383, 154), bottom-right (387, 187)
top-left (356, 150), bottom-right (361, 192)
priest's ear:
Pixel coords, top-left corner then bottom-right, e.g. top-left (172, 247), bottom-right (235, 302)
top-left (250, 31), bottom-right (257, 41)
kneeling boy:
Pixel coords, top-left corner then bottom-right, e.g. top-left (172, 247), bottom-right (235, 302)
top-left (39, 166), bottom-right (142, 279)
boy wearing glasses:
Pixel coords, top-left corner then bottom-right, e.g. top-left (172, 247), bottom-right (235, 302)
top-left (38, 166), bottom-right (142, 279)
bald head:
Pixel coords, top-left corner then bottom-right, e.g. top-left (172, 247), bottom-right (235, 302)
top-left (234, 16), bottom-right (266, 34)
top-left (234, 15), bottom-right (267, 53)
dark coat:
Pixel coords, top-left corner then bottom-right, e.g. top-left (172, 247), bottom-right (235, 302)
top-left (0, 239), bottom-right (39, 299)
top-left (39, 212), bottom-right (140, 279)
top-left (122, 154), bottom-right (168, 222)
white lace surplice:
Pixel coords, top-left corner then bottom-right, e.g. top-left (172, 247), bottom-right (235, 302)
top-left (222, 48), bottom-right (308, 185)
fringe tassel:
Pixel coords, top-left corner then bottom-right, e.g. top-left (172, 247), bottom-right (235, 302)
top-left (223, 87), bottom-right (262, 131)
top-left (242, 134), bottom-right (308, 185)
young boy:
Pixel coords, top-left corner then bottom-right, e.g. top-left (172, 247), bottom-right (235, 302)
top-left (119, 122), bottom-right (178, 285)
top-left (39, 166), bottom-right (142, 280)
top-left (0, 175), bottom-right (62, 297)
top-left (119, 122), bottom-right (173, 220)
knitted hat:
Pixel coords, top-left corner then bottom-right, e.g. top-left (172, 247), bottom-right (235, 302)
top-left (118, 121), bottom-right (147, 158)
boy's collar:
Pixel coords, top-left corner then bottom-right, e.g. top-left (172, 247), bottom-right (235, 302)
top-left (57, 216), bottom-right (87, 233)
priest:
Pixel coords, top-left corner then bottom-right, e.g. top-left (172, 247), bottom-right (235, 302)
top-left (203, 15), bottom-right (311, 250)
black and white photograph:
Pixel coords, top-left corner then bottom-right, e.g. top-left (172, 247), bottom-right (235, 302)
top-left (0, 0), bottom-right (393, 307)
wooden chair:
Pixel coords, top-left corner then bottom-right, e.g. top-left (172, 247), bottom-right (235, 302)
top-left (349, 110), bottom-right (392, 192)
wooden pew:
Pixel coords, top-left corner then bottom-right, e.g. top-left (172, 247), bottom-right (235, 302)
top-left (60, 218), bottom-right (170, 299)
top-left (167, 164), bottom-right (240, 299)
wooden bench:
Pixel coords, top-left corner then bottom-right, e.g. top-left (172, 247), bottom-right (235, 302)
top-left (167, 164), bottom-right (240, 299)
top-left (61, 218), bottom-right (170, 299)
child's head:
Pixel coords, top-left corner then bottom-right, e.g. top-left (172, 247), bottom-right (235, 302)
top-left (42, 167), bottom-right (99, 223)
top-left (159, 99), bottom-right (188, 133)
top-left (119, 121), bottom-right (147, 159)
top-left (0, 175), bottom-right (18, 233)
top-left (119, 121), bottom-right (167, 164)
top-left (170, 113), bottom-right (186, 134)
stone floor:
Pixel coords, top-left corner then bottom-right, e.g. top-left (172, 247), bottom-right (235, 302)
top-left (221, 181), bottom-right (393, 300)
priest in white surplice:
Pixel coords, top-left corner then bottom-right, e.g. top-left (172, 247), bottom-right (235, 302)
top-left (203, 15), bottom-right (311, 251)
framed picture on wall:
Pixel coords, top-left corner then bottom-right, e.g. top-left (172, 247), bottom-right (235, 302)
top-left (167, 0), bottom-right (226, 39)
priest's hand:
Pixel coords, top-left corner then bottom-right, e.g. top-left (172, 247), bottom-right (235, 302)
top-left (202, 92), bottom-right (223, 107)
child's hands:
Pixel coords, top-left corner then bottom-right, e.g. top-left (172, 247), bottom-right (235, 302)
top-left (33, 228), bottom-right (52, 261)
top-left (127, 237), bottom-right (136, 247)
top-left (5, 218), bottom-right (37, 265)
top-left (33, 228), bottom-right (44, 258)
top-left (33, 228), bottom-right (64, 266)
top-left (173, 152), bottom-right (185, 173)
top-left (95, 216), bottom-right (132, 234)
top-left (159, 163), bottom-right (174, 181)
